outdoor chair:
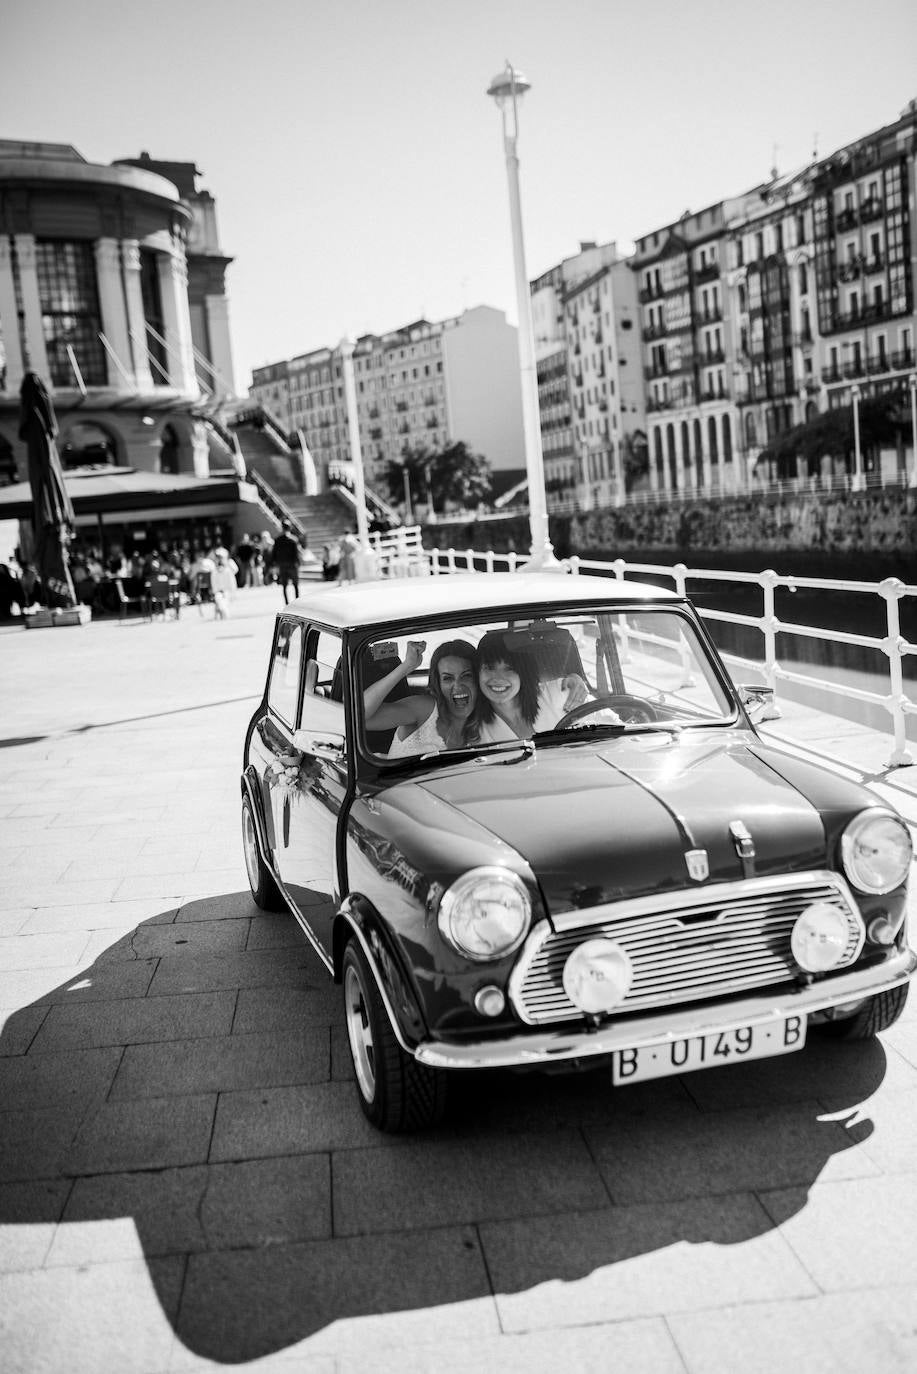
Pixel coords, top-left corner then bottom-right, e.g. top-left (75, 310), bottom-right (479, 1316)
top-left (113, 577), bottom-right (145, 622)
top-left (145, 575), bottom-right (181, 620)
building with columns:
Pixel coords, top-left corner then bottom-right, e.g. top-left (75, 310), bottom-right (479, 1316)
top-left (0, 140), bottom-right (238, 486)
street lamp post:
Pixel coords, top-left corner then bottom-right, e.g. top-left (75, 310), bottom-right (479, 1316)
top-left (909, 374), bottom-right (917, 488)
top-left (850, 384), bottom-right (865, 492)
top-left (338, 338), bottom-right (372, 557)
top-left (487, 62), bottom-right (560, 570)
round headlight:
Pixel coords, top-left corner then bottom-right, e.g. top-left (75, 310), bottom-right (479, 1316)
top-left (791, 900), bottom-right (861, 973)
top-left (841, 810), bottom-right (912, 894)
top-left (438, 867), bottom-right (531, 962)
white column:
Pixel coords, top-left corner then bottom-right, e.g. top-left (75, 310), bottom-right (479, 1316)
top-left (0, 235), bottom-right (24, 393)
top-left (203, 294), bottom-right (236, 398)
top-left (157, 249), bottom-right (197, 392)
top-left (94, 238), bottom-right (133, 391)
top-left (13, 234), bottom-right (49, 379)
top-left (121, 241), bottom-right (154, 391)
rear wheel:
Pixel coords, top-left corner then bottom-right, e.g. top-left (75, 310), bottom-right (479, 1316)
top-left (342, 937), bottom-right (447, 1132)
top-left (814, 983), bottom-right (909, 1040)
top-left (241, 793), bottom-right (284, 911)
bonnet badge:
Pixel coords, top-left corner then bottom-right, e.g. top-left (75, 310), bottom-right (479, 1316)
top-left (685, 849), bottom-right (709, 882)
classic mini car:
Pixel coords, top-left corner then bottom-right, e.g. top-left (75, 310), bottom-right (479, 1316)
top-left (241, 573), bottom-right (914, 1131)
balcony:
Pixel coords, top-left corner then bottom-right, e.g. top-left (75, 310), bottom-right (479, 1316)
top-left (835, 208), bottom-right (858, 232)
top-left (859, 197), bottom-right (884, 222)
top-left (891, 347), bottom-right (915, 369)
top-left (821, 366), bottom-right (842, 384)
top-left (644, 322), bottom-right (667, 341)
top-left (702, 348), bottom-right (726, 365)
top-left (837, 259), bottom-right (862, 283)
top-left (866, 354), bottom-right (890, 375)
top-left (698, 307), bottom-right (723, 324)
top-left (644, 364), bottom-right (668, 380)
top-left (695, 261), bottom-right (720, 283)
top-left (862, 255), bottom-right (884, 274)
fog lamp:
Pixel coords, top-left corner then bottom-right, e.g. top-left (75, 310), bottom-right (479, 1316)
top-left (867, 913), bottom-right (898, 946)
top-left (474, 985), bottom-right (506, 1017)
top-left (563, 938), bottom-right (633, 1014)
top-left (791, 901), bottom-right (861, 973)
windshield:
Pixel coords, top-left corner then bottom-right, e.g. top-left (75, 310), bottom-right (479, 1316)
top-left (358, 606), bottom-right (736, 762)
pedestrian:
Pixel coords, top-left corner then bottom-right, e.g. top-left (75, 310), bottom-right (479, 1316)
top-left (234, 535), bottom-right (255, 588)
top-left (321, 539), bottom-right (341, 582)
top-left (339, 528), bottom-right (360, 584)
top-left (272, 520), bottom-right (303, 605)
top-left (210, 549), bottom-right (239, 619)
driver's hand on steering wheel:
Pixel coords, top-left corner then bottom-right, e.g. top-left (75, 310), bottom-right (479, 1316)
top-left (560, 673), bottom-right (589, 709)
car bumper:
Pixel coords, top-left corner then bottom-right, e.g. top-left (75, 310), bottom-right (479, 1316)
top-left (413, 945), bottom-right (916, 1069)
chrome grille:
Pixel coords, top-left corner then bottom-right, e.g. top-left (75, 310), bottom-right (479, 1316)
top-left (510, 873), bottom-right (863, 1025)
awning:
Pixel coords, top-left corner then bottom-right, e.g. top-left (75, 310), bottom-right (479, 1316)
top-left (0, 465), bottom-right (255, 521)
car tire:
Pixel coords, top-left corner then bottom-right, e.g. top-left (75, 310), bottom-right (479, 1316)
top-left (814, 983), bottom-right (909, 1040)
top-left (342, 937), bottom-right (447, 1132)
top-left (241, 794), bottom-right (285, 911)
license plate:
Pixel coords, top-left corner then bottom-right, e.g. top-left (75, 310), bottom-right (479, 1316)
top-left (612, 1015), bottom-right (806, 1086)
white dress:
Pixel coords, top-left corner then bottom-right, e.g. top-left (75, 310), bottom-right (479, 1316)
top-left (387, 707), bottom-right (447, 757)
top-left (478, 680), bottom-right (568, 742)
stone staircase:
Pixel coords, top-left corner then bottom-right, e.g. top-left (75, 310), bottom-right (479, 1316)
top-left (283, 491), bottom-right (355, 553)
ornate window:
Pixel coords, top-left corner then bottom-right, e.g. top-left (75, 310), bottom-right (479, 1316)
top-left (35, 240), bottom-right (106, 387)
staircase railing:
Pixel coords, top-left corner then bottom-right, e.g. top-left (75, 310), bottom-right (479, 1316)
top-left (230, 404), bottom-right (293, 454)
top-left (248, 471), bottom-right (309, 541)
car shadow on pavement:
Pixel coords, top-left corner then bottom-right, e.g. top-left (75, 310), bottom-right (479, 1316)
top-left (0, 892), bottom-right (888, 1364)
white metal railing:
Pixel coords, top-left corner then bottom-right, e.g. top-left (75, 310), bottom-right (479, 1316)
top-left (424, 546), bottom-right (915, 769)
top-left (369, 525), bottom-right (428, 577)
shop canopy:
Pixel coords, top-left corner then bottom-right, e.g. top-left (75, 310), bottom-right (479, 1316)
top-left (0, 465), bottom-right (253, 521)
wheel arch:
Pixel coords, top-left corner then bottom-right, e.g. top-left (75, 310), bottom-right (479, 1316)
top-left (334, 898), bottom-right (427, 1053)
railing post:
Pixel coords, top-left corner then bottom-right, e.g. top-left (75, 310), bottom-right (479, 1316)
top-left (447, 548), bottom-right (456, 573)
top-left (485, 550), bottom-right (495, 574)
top-left (569, 556), bottom-right (581, 576)
top-left (508, 551), bottom-right (519, 573)
top-left (613, 558), bottom-right (627, 582)
top-left (879, 578), bottom-right (914, 767)
top-left (759, 569), bottom-right (782, 719)
top-left (465, 548), bottom-right (475, 572)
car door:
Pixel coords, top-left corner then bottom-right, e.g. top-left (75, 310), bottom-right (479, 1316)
top-left (273, 626), bottom-right (347, 962)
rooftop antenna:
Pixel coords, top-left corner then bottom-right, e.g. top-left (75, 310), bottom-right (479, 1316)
top-left (812, 131), bottom-right (819, 161)
top-left (770, 142), bottom-right (780, 181)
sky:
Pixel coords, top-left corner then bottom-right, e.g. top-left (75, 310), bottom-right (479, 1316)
top-left (4, 0), bottom-right (917, 395)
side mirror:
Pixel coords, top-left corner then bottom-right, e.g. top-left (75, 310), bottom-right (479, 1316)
top-left (739, 683), bottom-right (775, 719)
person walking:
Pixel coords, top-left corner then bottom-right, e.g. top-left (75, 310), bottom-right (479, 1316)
top-left (272, 521), bottom-right (303, 605)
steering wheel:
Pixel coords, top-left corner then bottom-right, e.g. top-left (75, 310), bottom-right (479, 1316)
top-left (556, 693), bottom-right (659, 729)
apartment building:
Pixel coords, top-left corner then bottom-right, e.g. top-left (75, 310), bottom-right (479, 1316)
top-left (631, 96), bottom-right (916, 498)
top-left (250, 305), bottom-right (525, 491)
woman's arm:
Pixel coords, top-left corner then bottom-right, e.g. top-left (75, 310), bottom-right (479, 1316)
top-left (363, 641), bottom-right (431, 730)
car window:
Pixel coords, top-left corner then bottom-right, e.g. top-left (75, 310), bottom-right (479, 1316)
top-left (267, 619), bottom-right (304, 728)
top-left (300, 628), bottom-right (346, 739)
top-left (358, 607), bottom-right (735, 762)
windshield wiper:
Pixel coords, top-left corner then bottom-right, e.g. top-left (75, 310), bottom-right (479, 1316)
top-left (420, 738), bottom-right (535, 764)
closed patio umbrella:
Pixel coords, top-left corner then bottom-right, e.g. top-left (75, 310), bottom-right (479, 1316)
top-left (19, 372), bottom-right (77, 608)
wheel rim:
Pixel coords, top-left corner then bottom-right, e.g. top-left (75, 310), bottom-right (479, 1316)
top-left (241, 802), bottom-right (260, 893)
top-left (344, 962), bottom-right (376, 1101)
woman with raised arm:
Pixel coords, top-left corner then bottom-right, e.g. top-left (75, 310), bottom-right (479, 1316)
top-left (363, 639), bottom-right (480, 756)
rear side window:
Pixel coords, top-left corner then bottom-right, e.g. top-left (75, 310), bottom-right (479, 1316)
top-left (268, 620), bottom-right (304, 727)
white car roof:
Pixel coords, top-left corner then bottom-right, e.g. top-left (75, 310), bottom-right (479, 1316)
top-left (285, 572), bottom-right (680, 632)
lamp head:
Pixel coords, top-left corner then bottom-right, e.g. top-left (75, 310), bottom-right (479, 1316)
top-left (487, 64), bottom-right (531, 108)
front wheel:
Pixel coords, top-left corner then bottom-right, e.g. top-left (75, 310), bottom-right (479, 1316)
top-left (814, 983), bottom-right (909, 1040)
top-left (342, 938), bottom-right (447, 1132)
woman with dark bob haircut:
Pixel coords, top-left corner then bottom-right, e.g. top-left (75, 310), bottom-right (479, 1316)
top-left (477, 629), bottom-right (589, 740)
top-left (363, 638), bottom-right (480, 756)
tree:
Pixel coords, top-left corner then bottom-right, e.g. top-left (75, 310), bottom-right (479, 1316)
top-left (757, 394), bottom-right (907, 480)
top-left (378, 441), bottom-right (492, 513)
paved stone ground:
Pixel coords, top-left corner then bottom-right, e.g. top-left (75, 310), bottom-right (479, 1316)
top-left (1, 585), bottom-right (917, 1373)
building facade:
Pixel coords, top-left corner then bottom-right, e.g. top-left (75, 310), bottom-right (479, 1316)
top-left (250, 305), bottom-right (526, 491)
top-left (0, 141), bottom-right (238, 484)
top-left (631, 97), bottom-right (917, 500)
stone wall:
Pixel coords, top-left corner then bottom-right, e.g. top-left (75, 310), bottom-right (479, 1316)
top-left (424, 488), bottom-right (917, 581)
